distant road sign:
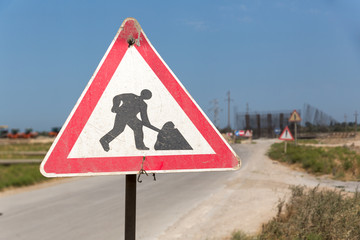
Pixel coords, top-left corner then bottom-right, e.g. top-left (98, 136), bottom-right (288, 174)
top-left (279, 126), bottom-right (294, 141)
top-left (244, 130), bottom-right (253, 137)
top-left (235, 130), bottom-right (245, 136)
top-left (274, 128), bottom-right (281, 135)
top-left (40, 18), bottom-right (240, 177)
top-left (289, 110), bottom-right (301, 122)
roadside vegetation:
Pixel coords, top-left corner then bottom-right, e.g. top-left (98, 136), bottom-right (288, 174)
top-left (0, 142), bottom-right (51, 191)
top-left (0, 164), bottom-right (47, 190)
top-left (267, 142), bottom-right (360, 180)
top-left (232, 186), bottom-right (360, 240)
top-left (296, 139), bottom-right (319, 144)
top-left (0, 142), bottom-right (51, 159)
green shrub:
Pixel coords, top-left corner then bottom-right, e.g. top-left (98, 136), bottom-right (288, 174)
top-left (267, 143), bottom-right (360, 180)
top-left (343, 159), bottom-right (353, 171)
top-left (0, 164), bottom-right (47, 191)
top-left (231, 230), bottom-right (257, 240)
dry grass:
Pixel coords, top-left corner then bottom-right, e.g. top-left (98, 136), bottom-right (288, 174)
top-left (232, 186), bottom-right (360, 240)
top-left (260, 186), bottom-right (360, 240)
top-left (0, 142), bottom-right (50, 159)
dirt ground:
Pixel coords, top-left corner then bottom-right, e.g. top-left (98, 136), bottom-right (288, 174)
top-left (318, 132), bottom-right (360, 145)
top-left (158, 139), bottom-right (360, 240)
top-left (303, 133), bottom-right (360, 153)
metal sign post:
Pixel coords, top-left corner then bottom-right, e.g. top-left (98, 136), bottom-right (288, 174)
top-left (289, 110), bottom-right (301, 146)
top-left (125, 174), bottom-right (137, 240)
top-left (294, 122), bottom-right (297, 145)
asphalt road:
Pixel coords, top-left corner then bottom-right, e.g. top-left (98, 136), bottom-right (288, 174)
top-left (0, 145), bottom-right (248, 240)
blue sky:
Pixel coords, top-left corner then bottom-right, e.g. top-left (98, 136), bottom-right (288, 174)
top-left (1, 0), bottom-right (360, 131)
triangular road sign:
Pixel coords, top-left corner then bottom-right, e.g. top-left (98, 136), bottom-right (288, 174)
top-left (244, 130), bottom-right (252, 137)
top-left (289, 110), bottom-right (301, 122)
top-left (40, 18), bottom-right (240, 177)
top-left (279, 126), bottom-right (294, 141)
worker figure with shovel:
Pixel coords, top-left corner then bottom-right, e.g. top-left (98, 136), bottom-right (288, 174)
top-left (99, 89), bottom-right (160, 152)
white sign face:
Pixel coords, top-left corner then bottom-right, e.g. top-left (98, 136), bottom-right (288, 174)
top-left (68, 47), bottom-right (215, 158)
top-left (279, 126), bottom-right (294, 141)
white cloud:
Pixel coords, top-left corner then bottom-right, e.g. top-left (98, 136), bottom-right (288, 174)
top-left (239, 4), bottom-right (248, 12)
top-left (219, 3), bottom-right (253, 24)
top-left (237, 16), bottom-right (253, 23)
top-left (183, 20), bottom-right (208, 31)
top-left (220, 3), bottom-right (248, 12)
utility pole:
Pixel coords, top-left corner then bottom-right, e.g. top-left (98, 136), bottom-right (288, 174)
top-left (355, 111), bottom-right (358, 134)
top-left (344, 114), bottom-right (347, 131)
top-left (209, 99), bottom-right (220, 128)
top-left (233, 105), bottom-right (238, 130)
top-left (226, 91), bottom-right (233, 129)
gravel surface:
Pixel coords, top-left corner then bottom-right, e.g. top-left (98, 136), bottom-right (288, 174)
top-left (159, 139), bottom-right (360, 239)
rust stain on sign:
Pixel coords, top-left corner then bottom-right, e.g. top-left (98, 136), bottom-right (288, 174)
top-left (118, 17), bottom-right (142, 46)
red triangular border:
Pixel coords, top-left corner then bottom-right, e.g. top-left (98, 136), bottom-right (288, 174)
top-left (289, 110), bottom-right (302, 122)
top-left (40, 18), bottom-right (240, 177)
top-left (279, 126), bottom-right (294, 141)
